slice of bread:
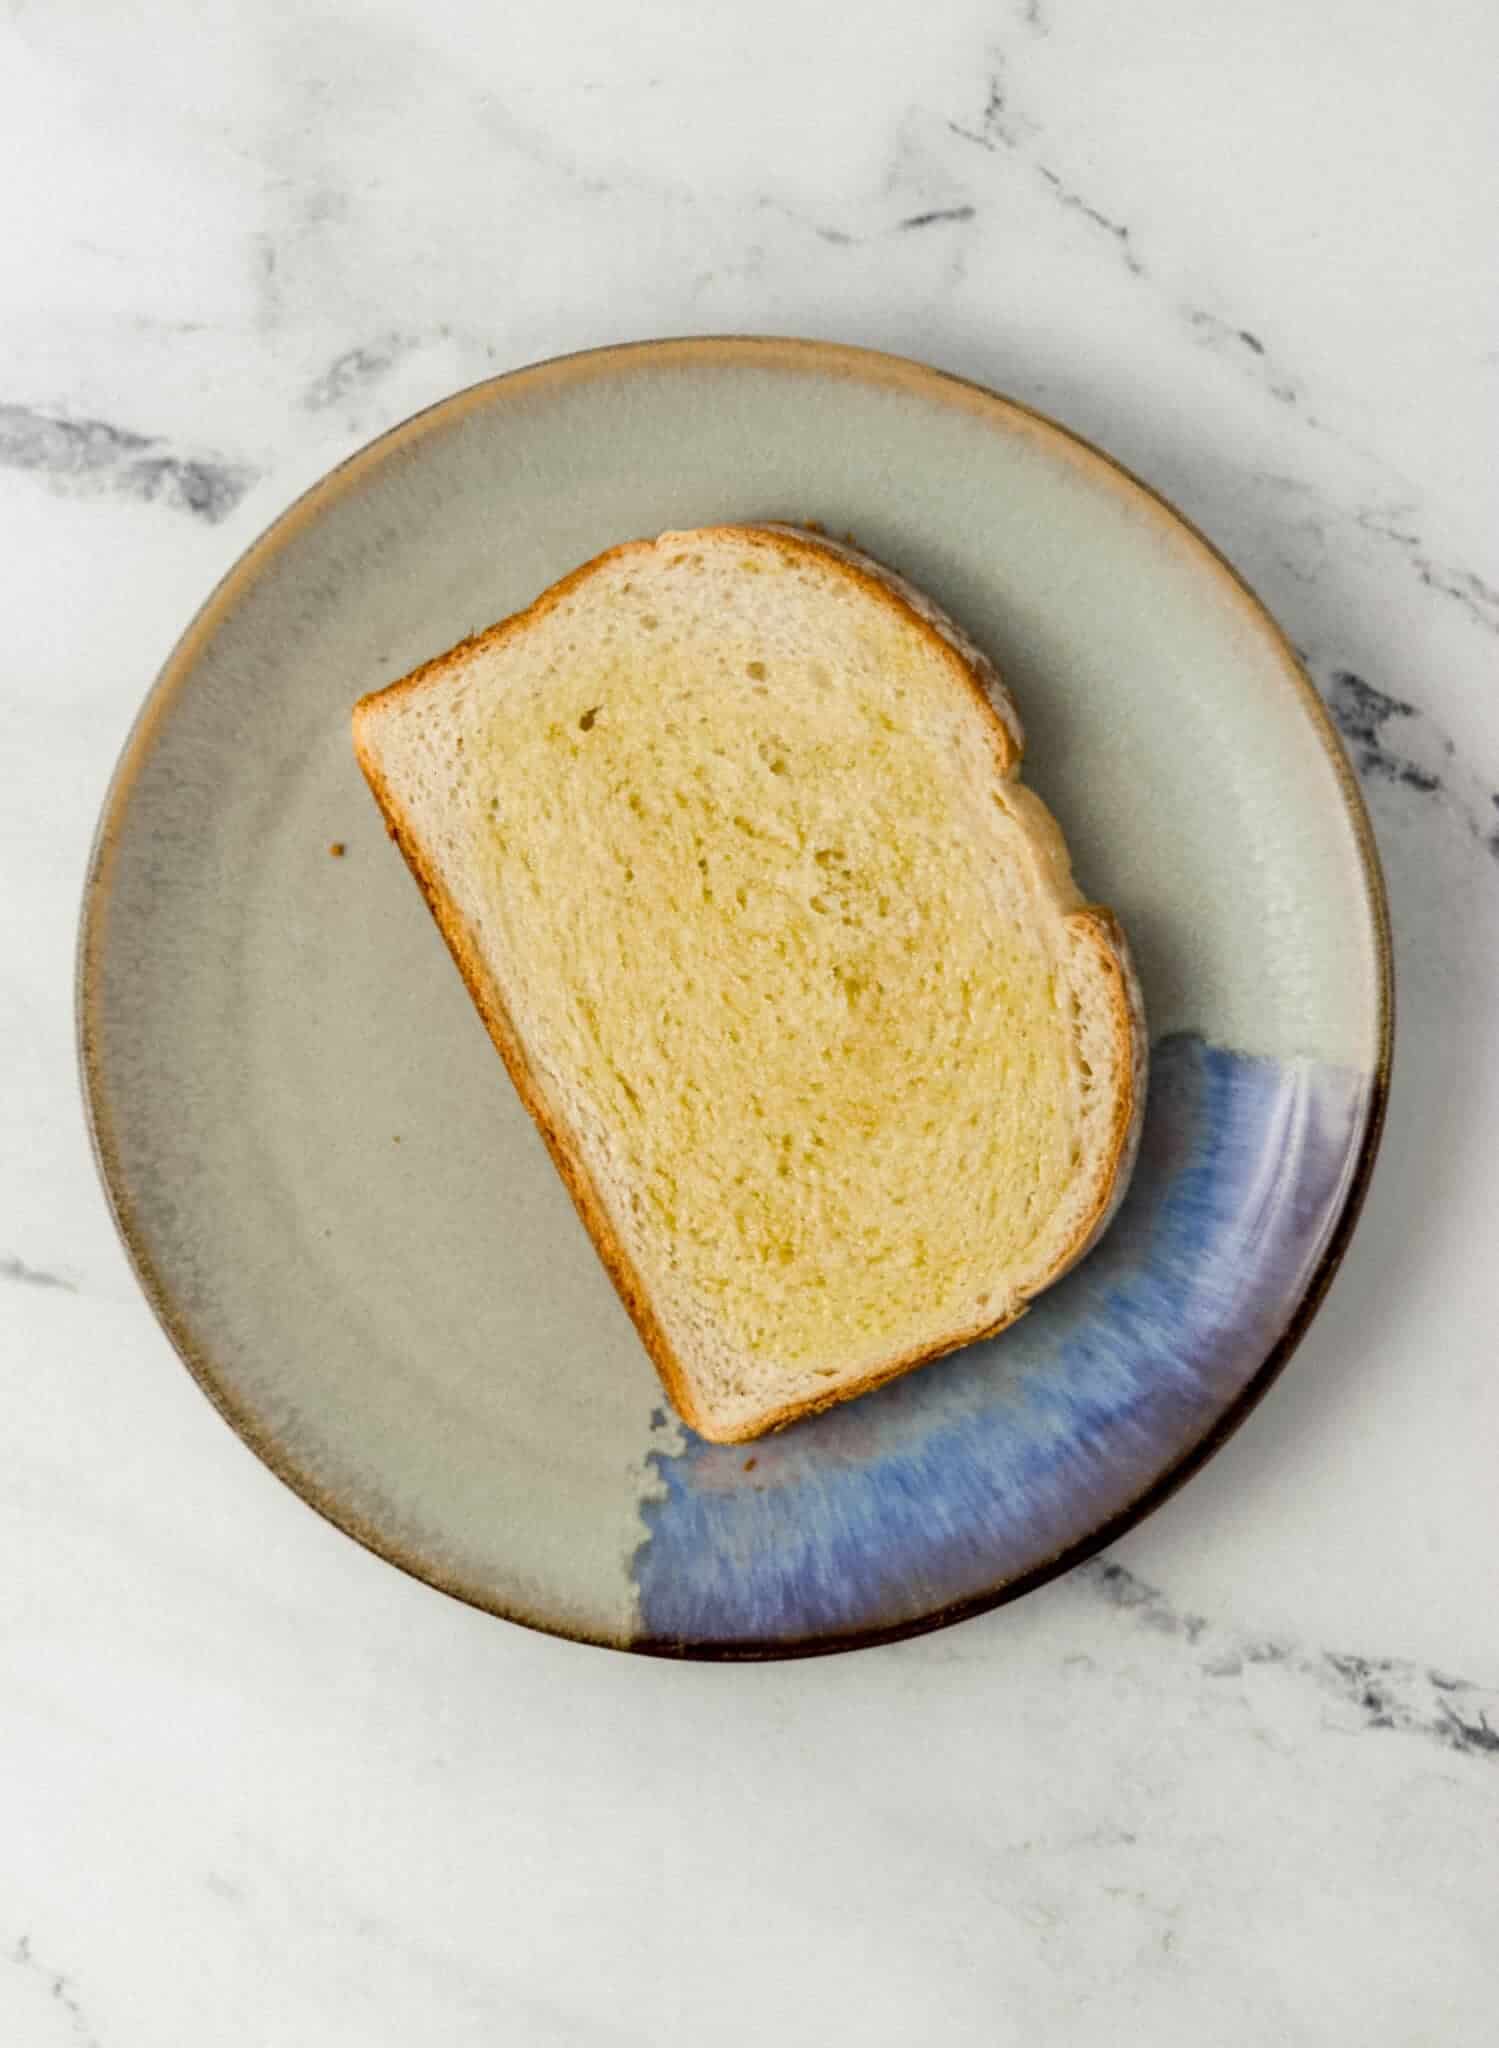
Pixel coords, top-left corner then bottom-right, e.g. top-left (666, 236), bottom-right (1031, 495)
top-left (353, 525), bottom-right (1145, 1444)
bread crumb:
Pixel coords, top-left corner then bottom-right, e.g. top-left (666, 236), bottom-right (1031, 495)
top-left (328, 841), bottom-right (346, 857)
top-left (802, 519), bottom-right (826, 534)
top-left (743, 1456), bottom-right (757, 1470)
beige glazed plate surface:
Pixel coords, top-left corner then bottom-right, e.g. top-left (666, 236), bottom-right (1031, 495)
top-left (80, 338), bottom-right (1390, 1657)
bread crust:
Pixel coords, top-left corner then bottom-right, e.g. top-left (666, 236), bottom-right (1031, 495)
top-left (353, 525), bottom-right (1145, 1443)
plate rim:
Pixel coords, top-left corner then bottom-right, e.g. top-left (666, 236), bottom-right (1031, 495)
top-left (76, 334), bottom-right (1394, 1659)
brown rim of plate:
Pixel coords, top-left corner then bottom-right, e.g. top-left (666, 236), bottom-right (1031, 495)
top-left (75, 336), bottom-right (1395, 1661)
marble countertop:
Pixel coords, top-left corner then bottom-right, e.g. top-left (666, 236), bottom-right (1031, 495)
top-left (4, 2), bottom-right (1497, 2040)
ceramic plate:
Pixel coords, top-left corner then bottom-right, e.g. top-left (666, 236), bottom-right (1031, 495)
top-left (80, 339), bottom-right (1390, 1657)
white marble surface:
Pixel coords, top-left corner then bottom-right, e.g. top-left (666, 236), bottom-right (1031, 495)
top-left (3, 1), bottom-right (1498, 2039)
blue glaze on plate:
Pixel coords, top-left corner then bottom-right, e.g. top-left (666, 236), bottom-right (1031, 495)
top-left (632, 1033), bottom-right (1369, 1649)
